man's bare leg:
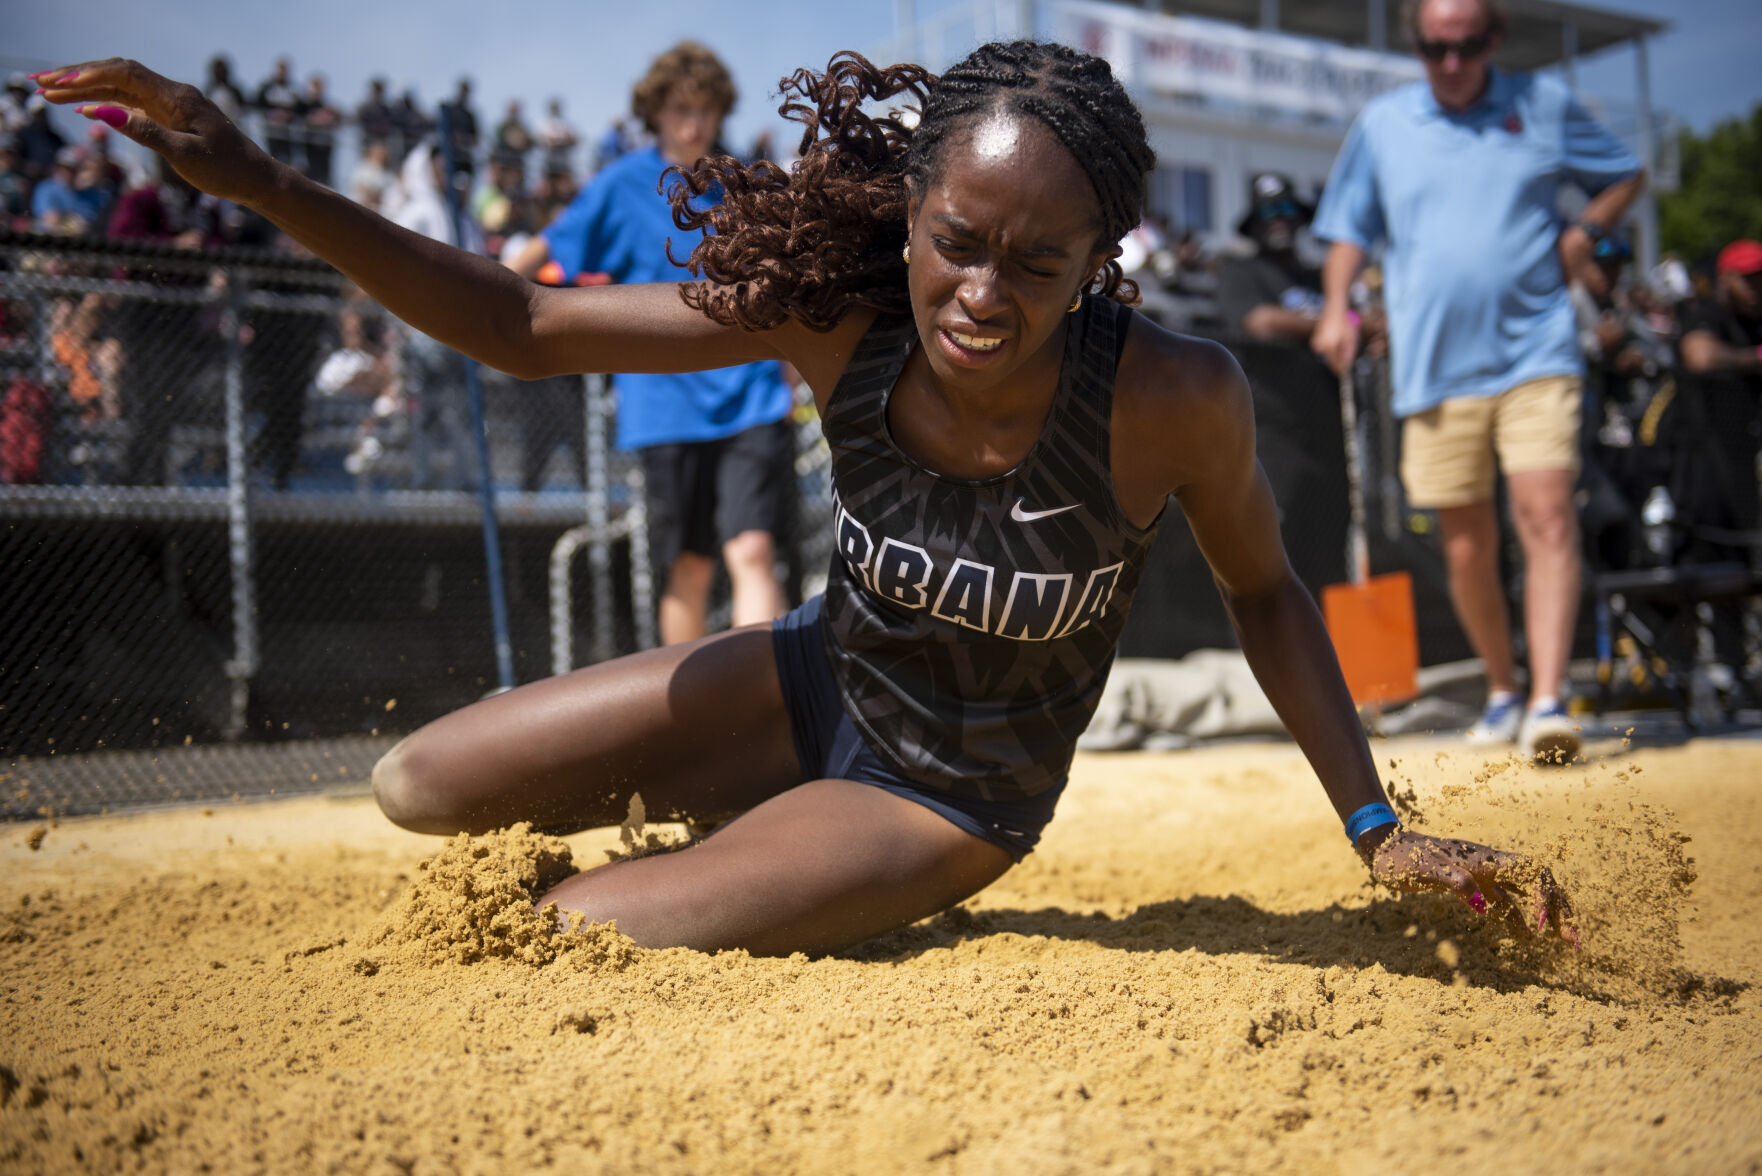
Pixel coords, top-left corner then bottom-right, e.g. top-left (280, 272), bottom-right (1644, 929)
top-left (1436, 499), bottom-right (1520, 696)
top-left (1505, 467), bottom-right (1580, 705)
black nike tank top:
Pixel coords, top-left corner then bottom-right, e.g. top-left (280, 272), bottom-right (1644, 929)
top-left (818, 296), bottom-right (1162, 800)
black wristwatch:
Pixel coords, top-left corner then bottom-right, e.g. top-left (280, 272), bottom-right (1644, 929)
top-left (1576, 220), bottom-right (1607, 243)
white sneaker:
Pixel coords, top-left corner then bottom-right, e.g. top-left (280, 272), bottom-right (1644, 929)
top-left (1466, 694), bottom-right (1523, 743)
top-left (1521, 703), bottom-right (1581, 764)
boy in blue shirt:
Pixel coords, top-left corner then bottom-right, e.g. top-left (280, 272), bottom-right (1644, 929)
top-left (1311, 0), bottom-right (1645, 761)
top-left (510, 43), bottom-right (791, 645)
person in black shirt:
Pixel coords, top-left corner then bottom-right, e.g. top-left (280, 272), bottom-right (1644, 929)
top-left (1216, 173), bottom-right (1325, 344)
top-left (1680, 240), bottom-right (1762, 375)
top-left (252, 58), bottom-right (303, 167)
top-left (355, 77), bottom-right (394, 149)
top-left (1677, 240), bottom-right (1762, 534)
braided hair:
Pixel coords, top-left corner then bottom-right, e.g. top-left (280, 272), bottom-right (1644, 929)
top-left (668, 41), bottom-right (1155, 332)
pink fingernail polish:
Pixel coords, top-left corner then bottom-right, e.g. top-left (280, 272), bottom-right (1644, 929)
top-left (91, 105), bottom-right (128, 129)
top-left (1468, 892), bottom-right (1487, 913)
top-left (1538, 912), bottom-right (1548, 933)
top-left (54, 71), bottom-right (80, 85)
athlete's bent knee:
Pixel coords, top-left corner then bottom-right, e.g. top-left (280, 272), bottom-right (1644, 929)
top-left (372, 736), bottom-right (441, 832)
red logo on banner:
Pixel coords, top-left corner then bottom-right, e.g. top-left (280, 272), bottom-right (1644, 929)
top-left (1504, 113), bottom-right (1523, 134)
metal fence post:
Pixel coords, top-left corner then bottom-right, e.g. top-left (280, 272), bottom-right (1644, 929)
top-left (221, 268), bottom-right (258, 740)
top-left (629, 464), bottom-right (656, 651)
top-left (583, 372), bottom-right (615, 664)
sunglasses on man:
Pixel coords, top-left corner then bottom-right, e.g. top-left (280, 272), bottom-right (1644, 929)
top-left (1416, 32), bottom-right (1494, 62)
top-left (1256, 200), bottom-right (1303, 222)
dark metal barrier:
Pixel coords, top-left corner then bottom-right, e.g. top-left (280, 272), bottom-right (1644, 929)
top-left (1118, 337), bottom-right (1475, 667)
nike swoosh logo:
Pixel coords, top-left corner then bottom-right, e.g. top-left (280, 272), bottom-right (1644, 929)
top-left (1011, 499), bottom-right (1081, 523)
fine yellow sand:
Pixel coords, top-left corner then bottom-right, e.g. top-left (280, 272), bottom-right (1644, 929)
top-left (4, 735), bottom-right (1761, 1174)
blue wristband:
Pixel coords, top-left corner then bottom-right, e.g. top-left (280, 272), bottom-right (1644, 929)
top-left (1345, 802), bottom-right (1400, 844)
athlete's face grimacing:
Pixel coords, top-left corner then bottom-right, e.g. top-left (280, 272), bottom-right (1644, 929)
top-left (904, 110), bottom-right (1110, 393)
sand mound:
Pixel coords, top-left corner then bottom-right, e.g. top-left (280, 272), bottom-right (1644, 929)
top-left (360, 822), bottom-right (637, 971)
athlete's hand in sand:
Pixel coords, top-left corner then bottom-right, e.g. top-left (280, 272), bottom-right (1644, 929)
top-left (32, 60), bottom-right (275, 207)
top-left (1365, 828), bottom-right (1578, 945)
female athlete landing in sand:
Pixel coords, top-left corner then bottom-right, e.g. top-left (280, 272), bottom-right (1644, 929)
top-left (38, 45), bottom-right (1575, 955)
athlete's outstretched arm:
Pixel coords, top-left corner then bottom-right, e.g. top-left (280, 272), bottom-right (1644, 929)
top-left (35, 60), bottom-right (786, 381)
top-left (1114, 329), bottom-right (1576, 943)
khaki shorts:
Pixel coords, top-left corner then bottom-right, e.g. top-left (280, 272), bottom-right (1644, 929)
top-left (1399, 375), bottom-right (1582, 510)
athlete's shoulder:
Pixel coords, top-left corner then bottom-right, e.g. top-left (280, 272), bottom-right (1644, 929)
top-left (1111, 308), bottom-right (1253, 496)
top-left (1115, 309), bottom-right (1249, 419)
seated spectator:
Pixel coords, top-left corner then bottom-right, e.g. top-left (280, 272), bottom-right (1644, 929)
top-left (204, 55), bottom-right (244, 125)
top-left (0, 136), bottom-right (30, 230)
top-left (107, 154), bottom-right (205, 248)
top-left (72, 149), bottom-right (118, 229)
top-left (391, 141), bottom-right (483, 490)
top-left (472, 149), bottom-right (534, 255)
top-left (494, 100), bottom-right (532, 155)
top-left (391, 87), bottom-right (432, 162)
top-left (1679, 240), bottom-right (1762, 379)
top-left (84, 122), bottom-right (127, 192)
top-left (17, 98), bottom-right (66, 182)
top-left (439, 78), bottom-right (480, 161)
top-left (592, 117), bottom-right (637, 171)
top-left (253, 58), bottom-right (303, 166)
top-left (539, 98), bottom-right (578, 175)
top-left (1217, 172), bottom-right (1327, 345)
top-left (301, 74), bottom-right (342, 187)
top-left (315, 302), bottom-right (406, 478)
top-left (532, 159), bottom-right (578, 229)
top-left (32, 148), bottom-right (104, 236)
top-left (49, 293), bottom-right (122, 425)
top-left (1677, 240), bottom-right (1762, 544)
top-left (1572, 231), bottom-right (1670, 384)
top-left (350, 139), bottom-right (395, 212)
top-left (356, 77), bottom-right (395, 148)
top-left (2, 75), bottom-right (31, 138)
top-left (0, 370), bottom-right (53, 485)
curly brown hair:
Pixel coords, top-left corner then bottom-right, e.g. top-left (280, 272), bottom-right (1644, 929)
top-left (630, 41), bottom-right (737, 134)
top-left (665, 42), bottom-right (1156, 333)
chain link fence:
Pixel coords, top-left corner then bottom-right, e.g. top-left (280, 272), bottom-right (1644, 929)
top-left (0, 233), bottom-right (840, 816)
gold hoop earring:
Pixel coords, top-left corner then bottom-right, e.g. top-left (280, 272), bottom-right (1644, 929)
top-left (902, 243), bottom-right (911, 265)
top-left (1067, 293), bottom-right (1082, 313)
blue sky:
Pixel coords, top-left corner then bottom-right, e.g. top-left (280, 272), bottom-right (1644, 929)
top-left (8, 0), bottom-right (1758, 165)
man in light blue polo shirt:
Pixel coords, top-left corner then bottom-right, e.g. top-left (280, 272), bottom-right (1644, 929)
top-left (1311, 0), bottom-right (1644, 761)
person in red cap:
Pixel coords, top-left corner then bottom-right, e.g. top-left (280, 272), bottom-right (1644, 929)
top-left (1679, 241), bottom-right (1762, 378)
top-left (1674, 240), bottom-right (1762, 567)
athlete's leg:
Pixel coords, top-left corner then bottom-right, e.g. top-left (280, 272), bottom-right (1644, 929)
top-left (658, 550), bottom-right (716, 645)
top-left (723, 528), bottom-right (786, 628)
top-left (1436, 500), bottom-right (1521, 696)
top-left (372, 623), bottom-right (799, 836)
top-left (538, 778), bottom-right (1014, 955)
top-left (1506, 467), bottom-right (1579, 703)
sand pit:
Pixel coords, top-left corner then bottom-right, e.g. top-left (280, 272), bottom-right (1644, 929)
top-left (4, 733), bottom-right (1761, 1173)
